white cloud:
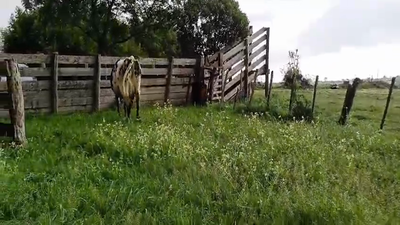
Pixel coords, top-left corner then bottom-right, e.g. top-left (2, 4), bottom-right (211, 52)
top-left (0, 0), bottom-right (21, 28)
top-left (238, 0), bottom-right (400, 82)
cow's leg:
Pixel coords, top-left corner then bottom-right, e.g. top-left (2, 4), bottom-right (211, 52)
top-left (124, 102), bottom-right (129, 118)
top-left (115, 95), bottom-right (121, 116)
top-left (135, 94), bottom-right (140, 120)
top-left (127, 100), bottom-right (133, 119)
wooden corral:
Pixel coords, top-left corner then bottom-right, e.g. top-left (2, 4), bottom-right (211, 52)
top-left (202, 27), bottom-right (270, 102)
top-left (0, 26), bottom-right (270, 117)
top-left (0, 53), bottom-right (196, 117)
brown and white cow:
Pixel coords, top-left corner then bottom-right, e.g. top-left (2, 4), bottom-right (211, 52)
top-left (110, 56), bottom-right (142, 119)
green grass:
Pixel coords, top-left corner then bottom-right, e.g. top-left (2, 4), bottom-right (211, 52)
top-left (255, 88), bottom-right (400, 136)
top-left (0, 89), bottom-right (399, 224)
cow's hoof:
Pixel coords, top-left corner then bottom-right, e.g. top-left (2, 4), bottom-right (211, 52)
top-left (136, 117), bottom-right (141, 122)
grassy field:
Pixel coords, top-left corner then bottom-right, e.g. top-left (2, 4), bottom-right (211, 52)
top-left (0, 88), bottom-right (399, 224)
top-left (255, 88), bottom-right (400, 137)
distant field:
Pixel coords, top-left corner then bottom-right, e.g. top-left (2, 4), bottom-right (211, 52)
top-left (255, 88), bottom-right (400, 136)
top-left (0, 88), bottom-right (399, 224)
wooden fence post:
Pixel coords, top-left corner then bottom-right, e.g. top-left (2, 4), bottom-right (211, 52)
top-left (164, 56), bottom-right (173, 103)
top-left (380, 77), bottom-right (396, 129)
top-left (208, 57), bottom-right (218, 102)
top-left (264, 27), bottom-right (270, 98)
top-left (248, 26), bottom-right (253, 69)
top-left (338, 78), bottom-right (361, 125)
top-left (192, 56), bottom-right (206, 106)
top-left (51, 52), bottom-right (58, 113)
top-left (244, 37), bottom-right (249, 99)
top-left (311, 75), bottom-right (319, 116)
top-left (288, 71), bottom-right (297, 114)
top-left (265, 71), bottom-right (269, 101)
top-left (93, 54), bottom-right (101, 112)
top-left (218, 52), bottom-right (225, 102)
top-left (5, 59), bottom-right (27, 145)
top-left (266, 70), bottom-right (273, 108)
top-left (185, 75), bottom-right (192, 105)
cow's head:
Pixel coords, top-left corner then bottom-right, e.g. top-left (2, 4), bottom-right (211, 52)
top-left (121, 56), bottom-right (141, 78)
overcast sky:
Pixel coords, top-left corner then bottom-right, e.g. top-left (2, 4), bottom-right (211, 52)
top-left (1, 0), bottom-right (400, 82)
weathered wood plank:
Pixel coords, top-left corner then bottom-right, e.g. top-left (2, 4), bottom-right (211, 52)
top-left (59, 89), bottom-right (93, 98)
top-left (224, 50), bottom-right (244, 70)
top-left (20, 68), bottom-right (94, 77)
top-left (13, 97), bottom-right (92, 109)
top-left (41, 67), bottom-right (195, 78)
top-left (143, 68), bottom-right (195, 76)
top-left (142, 92), bottom-right (188, 101)
top-left (249, 54), bottom-right (266, 71)
top-left (225, 70), bottom-right (256, 92)
top-left (21, 67), bottom-right (197, 77)
top-left (8, 89), bottom-right (94, 104)
top-left (100, 87), bottom-right (188, 100)
top-left (224, 73), bottom-right (256, 101)
top-left (173, 58), bottom-right (197, 66)
top-left (249, 27), bottom-right (267, 42)
top-left (2, 89), bottom-right (92, 109)
top-left (57, 55), bottom-right (96, 65)
top-left (141, 77), bottom-right (192, 86)
top-left (100, 57), bottom-right (197, 66)
top-left (100, 95), bottom-right (115, 104)
top-left (224, 41), bottom-right (245, 61)
top-left (2, 94), bottom-right (116, 110)
top-left (100, 86), bottom-right (188, 96)
top-left (100, 88), bottom-right (116, 97)
top-left (0, 80), bottom-right (94, 91)
top-left (144, 86), bottom-right (189, 95)
top-left (226, 60), bottom-right (245, 80)
top-left (249, 34), bottom-right (267, 52)
top-left (249, 44), bottom-right (266, 62)
top-left (0, 53), bottom-right (50, 64)
top-left (224, 86), bottom-right (239, 101)
top-left (98, 77), bottom-right (193, 89)
top-left (102, 67), bottom-right (195, 76)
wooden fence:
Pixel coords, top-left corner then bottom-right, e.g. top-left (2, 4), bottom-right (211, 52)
top-left (0, 26), bottom-right (270, 117)
top-left (203, 26), bottom-right (270, 102)
top-left (0, 54), bottom-right (196, 117)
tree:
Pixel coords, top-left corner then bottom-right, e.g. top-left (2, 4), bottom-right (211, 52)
top-left (20, 0), bottom-right (139, 55)
top-left (0, 28), bottom-right (4, 52)
top-left (3, 0), bottom-right (250, 58)
top-left (177, 0), bottom-right (249, 57)
top-left (281, 49), bottom-right (311, 89)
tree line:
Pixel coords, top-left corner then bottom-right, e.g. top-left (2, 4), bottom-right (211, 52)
top-left (1, 0), bottom-right (249, 58)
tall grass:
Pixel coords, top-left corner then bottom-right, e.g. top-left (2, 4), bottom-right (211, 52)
top-left (0, 102), bottom-right (399, 224)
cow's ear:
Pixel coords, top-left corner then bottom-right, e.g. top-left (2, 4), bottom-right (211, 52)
top-left (123, 58), bottom-right (130, 65)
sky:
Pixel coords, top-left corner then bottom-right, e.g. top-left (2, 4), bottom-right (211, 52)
top-left (1, 0), bottom-right (400, 82)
